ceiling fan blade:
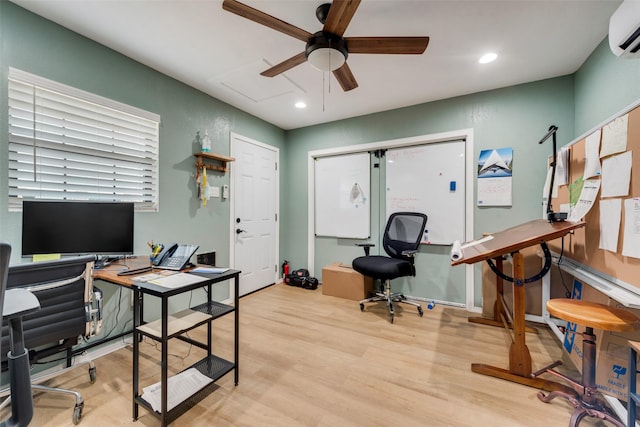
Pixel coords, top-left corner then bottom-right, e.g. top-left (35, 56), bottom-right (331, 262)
top-left (345, 37), bottom-right (430, 54)
top-left (323, 0), bottom-right (361, 37)
top-left (222, 0), bottom-right (312, 43)
top-left (260, 52), bottom-right (308, 77)
top-left (333, 63), bottom-right (358, 91)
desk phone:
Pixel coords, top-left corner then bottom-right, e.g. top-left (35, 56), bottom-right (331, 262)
top-left (153, 243), bottom-right (199, 270)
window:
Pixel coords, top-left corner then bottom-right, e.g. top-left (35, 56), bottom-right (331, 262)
top-left (7, 68), bottom-right (160, 212)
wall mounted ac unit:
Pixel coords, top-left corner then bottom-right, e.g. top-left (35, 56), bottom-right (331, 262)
top-left (609, 0), bottom-right (640, 58)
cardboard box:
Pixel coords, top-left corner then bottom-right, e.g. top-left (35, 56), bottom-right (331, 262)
top-left (322, 262), bottom-right (374, 301)
top-left (594, 300), bottom-right (640, 402)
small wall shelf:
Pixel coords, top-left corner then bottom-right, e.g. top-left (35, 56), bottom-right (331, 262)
top-left (194, 152), bottom-right (235, 173)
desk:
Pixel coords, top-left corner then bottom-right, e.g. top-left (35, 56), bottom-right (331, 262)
top-left (93, 257), bottom-right (155, 287)
top-left (94, 259), bottom-right (240, 426)
top-left (452, 219), bottom-right (585, 390)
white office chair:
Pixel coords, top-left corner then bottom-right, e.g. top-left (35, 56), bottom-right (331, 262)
top-left (0, 242), bottom-right (41, 427)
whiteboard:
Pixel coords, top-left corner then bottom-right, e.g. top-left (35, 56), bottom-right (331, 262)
top-left (315, 152), bottom-right (370, 238)
top-left (386, 140), bottom-right (465, 245)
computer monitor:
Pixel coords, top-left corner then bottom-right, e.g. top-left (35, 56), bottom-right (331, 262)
top-left (21, 200), bottom-right (134, 257)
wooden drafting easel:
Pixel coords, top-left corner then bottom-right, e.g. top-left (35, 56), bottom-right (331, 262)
top-left (452, 219), bottom-right (585, 390)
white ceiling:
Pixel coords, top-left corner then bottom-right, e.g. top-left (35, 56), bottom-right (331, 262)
top-left (10, 0), bottom-right (621, 130)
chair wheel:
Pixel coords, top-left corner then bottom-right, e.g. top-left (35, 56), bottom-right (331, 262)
top-left (418, 306), bottom-right (424, 316)
top-left (72, 403), bottom-right (83, 424)
top-left (359, 303), bottom-right (365, 311)
top-left (390, 314), bottom-right (394, 324)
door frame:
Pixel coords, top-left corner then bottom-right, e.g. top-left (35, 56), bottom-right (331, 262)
top-left (229, 132), bottom-right (280, 298)
top-left (307, 128), bottom-right (475, 310)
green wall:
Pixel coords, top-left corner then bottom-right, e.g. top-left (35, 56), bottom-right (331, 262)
top-left (0, 2), bottom-right (286, 342)
top-left (285, 77), bottom-right (575, 306)
top-left (574, 38), bottom-right (640, 137)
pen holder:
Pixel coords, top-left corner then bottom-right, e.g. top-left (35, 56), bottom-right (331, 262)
top-left (150, 244), bottom-right (163, 263)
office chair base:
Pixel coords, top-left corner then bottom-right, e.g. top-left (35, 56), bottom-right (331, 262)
top-left (359, 291), bottom-right (423, 324)
top-left (536, 389), bottom-right (623, 427)
top-left (33, 384), bottom-right (84, 425)
top-left (0, 358), bottom-right (94, 425)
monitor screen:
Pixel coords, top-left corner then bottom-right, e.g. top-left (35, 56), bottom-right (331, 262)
top-left (22, 200), bottom-right (134, 256)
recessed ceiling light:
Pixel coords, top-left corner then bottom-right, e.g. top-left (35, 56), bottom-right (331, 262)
top-left (479, 53), bottom-right (498, 64)
top-left (295, 101), bottom-right (307, 109)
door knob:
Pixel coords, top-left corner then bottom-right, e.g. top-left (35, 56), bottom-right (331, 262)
top-left (236, 228), bottom-right (246, 234)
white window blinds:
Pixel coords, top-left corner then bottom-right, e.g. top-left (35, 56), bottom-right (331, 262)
top-left (8, 68), bottom-right (160, 212)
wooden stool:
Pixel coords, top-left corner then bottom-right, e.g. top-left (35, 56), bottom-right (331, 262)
top-left (532, 299), bottom-right (639, 427)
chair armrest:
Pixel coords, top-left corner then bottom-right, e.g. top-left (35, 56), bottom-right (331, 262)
top-left (356, 243), bottom-right (375, 256)
top-left (401, 249), bottom-right (418, 257)
top-left (3, 288), bottom-right (40, 319)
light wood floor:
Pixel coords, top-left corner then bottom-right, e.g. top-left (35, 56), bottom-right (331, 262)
top-left (7, 283), bottom-right (621, 426)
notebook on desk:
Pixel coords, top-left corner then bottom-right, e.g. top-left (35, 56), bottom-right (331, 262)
top-left (148, 273), bottom-right (209, 289)
top-left (190, 267), bottom-right (229, 274)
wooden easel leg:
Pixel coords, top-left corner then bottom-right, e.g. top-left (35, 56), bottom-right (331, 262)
top-left (471, 363), bottom-right (577, 392)
top-left (494, 256), bottom-right (506, 324)
top-left (509, 252), bottom-right (532, 376)
top-left (468, 256), bottom-right (537, 334)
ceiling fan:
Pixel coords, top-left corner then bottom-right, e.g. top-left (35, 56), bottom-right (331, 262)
top-left (222, 0), bottom-right (430, 91)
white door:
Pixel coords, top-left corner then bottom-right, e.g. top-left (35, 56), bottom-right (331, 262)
top-left (231, 134), bottom-right (278, 296)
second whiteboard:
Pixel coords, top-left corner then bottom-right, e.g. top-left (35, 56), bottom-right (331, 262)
top-left (386, 140), bottom-right (465, 245)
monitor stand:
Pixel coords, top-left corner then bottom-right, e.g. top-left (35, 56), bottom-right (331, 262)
top-left (94, 255), bottom-right (120, 269)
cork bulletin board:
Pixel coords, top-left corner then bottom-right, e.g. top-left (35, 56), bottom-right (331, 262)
top-left (548, 104), bottom-right (640, 289)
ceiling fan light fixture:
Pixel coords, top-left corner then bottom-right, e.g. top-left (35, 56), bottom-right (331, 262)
top-left (308, 48), bottom-right (347, 71)
top-left (305, 32), bottom-right (348, 72)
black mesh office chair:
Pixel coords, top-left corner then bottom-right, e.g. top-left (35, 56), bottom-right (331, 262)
top-left (0, 255), bottom-right (102, 425)
top-left (0, 242), bottom-right (41, 427)
top-left (352, 212), bottom-right (427, 324)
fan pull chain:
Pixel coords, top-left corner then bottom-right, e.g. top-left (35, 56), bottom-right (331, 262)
top-left (322, 71), bottom-right (326, 112)
top-left (328, 39), bottom-right (332, 95)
